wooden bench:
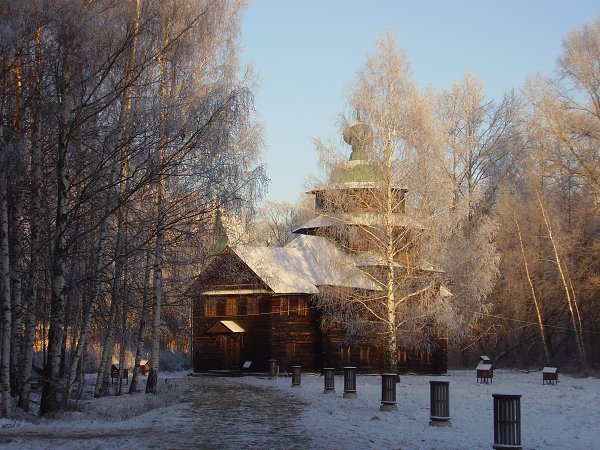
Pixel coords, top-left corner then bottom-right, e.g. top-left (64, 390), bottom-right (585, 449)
top-left (111, 364), bottom-right (129, 384)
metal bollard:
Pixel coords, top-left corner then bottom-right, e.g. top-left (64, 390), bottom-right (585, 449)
top-left (268, 359), bottom-right (277, 379)
top-left (493, 394), bottom-right (521, 449)
top-left (323, 368), bottom-right (336, 394)
top-left (343, 366), bottom-right (357, 398)
top-left (429, 381), bottom-right (450, 426)
top-left (291, 365), bottom-right (301, 387)
top-left (380, 373), bottom-right (397, 411)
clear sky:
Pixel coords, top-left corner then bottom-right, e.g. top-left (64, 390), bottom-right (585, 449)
top-left (241, 1), bottom-right (600, 204)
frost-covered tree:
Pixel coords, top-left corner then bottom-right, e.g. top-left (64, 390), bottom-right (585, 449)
top-left (313, 34), bottom-right (497, 373)
top-left (0, 0), bottom-right (265, 415)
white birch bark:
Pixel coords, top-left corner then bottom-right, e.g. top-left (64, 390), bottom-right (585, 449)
top-left (145, 44), bottom-right (168, 394)
top-left (129, 250), bottom-right (151, 393)
top-left (515, 218), bottom-right (550, 365)
top-left (64, 219), bottom-right (107, 406)
top-left (93, 275), bottom-right (119, 398)
top-left (0, 129), bottom-right (12, 418)
top-left (537, 195), bottom-right (586, 366)
top-left (384, 142), bottom-right (398, 375)
top-left (40, 51), bottom-right (71, 415)
top-left (9, 55), bottom-right (24, 397)
top-left (9, 186), bottom-right (24, 396)
top-left (18, 27), bottom-right (44, 410)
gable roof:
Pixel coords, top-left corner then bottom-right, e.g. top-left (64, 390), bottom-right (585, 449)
top-left (228, 235), bottom-right (381, 295)
top-left (285, 234), bottom-right (380, 290)
top-left (232, 245), bottom-right (319, 294)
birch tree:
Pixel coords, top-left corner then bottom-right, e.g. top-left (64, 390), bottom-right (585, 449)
top-left (314, 35), bottom-right (466, 373)
top-left (1, 0), bottom-right (265, 412)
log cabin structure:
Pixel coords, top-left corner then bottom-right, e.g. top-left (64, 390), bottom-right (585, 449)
top-left (190, 119), bottom-right (449, 374)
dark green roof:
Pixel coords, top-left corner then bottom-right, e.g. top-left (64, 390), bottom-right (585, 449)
top-left (331, 162), bottom-right (380, 183)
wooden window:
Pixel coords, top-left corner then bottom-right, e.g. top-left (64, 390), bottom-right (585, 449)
top-left (279, 298), bottom-right (290, 315)
top-left (286, 342), bottom-right (296, 360)
top-left (225, 298), bottom-right (237, 316)
top-left (204, 300), bottom-right (216, 317)
top-left (297, 298), bottom-right (308, 316)
top-left (397, 350), bottom-right (407, 365)
top-left (420, 350), bottom-right (430, 365)
top-left (360, 347), bottom-right (371, 365)
top-left (238, 301), bottom-right (247, 316)
top-left (216, 299), bottom-right (225, 316)
top-left (246, 297), bottom-right (258, 315)
top-left (259, 297), bottom-right (270, 314)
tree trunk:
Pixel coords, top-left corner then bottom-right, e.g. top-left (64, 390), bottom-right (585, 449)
top-left (537, 195), bottom-right (586, 367)
top-left (18, 27), bottom-right (44, 410)
top-left (116, 267), bottom-right (129, 396)
top-left (39, 83), bottom-right (71, 415)
top-left (93, 279), bottom-right (119, 398)
top-left (9, 186), bottom-right (24, 396)
top-left (146, 47), bottom-right (168, 395)
top-left (515, 218), bottom-right (550, 365)
top-left (146, 176), bottom-right (165, 394)
top-left (64, 219), bottom-right (107, 407)
top-left (9, 55), bottom-right (25, 397)
top-left (0, 133), bottom-right (13, 418)
top-left (129, 250), bottom-right (151, 393)
top-left (384, 144), bottom-right (398, 376)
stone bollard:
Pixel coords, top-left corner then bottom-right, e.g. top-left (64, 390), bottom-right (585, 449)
top-left (268, 359), bottom-right (277, 380)
top-left (380, 373), bottom-right (397, 411)
top-left (343, 366), bottom-right (357, 398)
top-left (291, 366), bottom-right (301, 387)
top-left (429, 381), bottom-right (450, 426)
top-left (323, 368), bottom-right (336, 394)
top-left (493, 394), bottom-right (521, 449)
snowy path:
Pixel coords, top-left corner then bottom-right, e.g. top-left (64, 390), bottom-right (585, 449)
top-left (0, 376), bottom-right (314, 449)
top-left (2, 370), bottom-right (599, 449)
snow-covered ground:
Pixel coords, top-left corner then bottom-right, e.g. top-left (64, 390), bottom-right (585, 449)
top-left (239, 369), bottom-right (600, 449)
top-left (0, 369), bottom-right (598, 449)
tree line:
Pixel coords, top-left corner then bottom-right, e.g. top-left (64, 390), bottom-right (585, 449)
top-left (306, 22), bottom-right (599, 374)
top-left (0, 0), bottom-right (266, 418)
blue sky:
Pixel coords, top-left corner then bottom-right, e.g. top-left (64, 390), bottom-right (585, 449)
top-left (242, 1), bottom-right (600, 204)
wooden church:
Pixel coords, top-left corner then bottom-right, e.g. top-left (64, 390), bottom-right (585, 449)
top-left (190, 119), bottom-right (448, 374)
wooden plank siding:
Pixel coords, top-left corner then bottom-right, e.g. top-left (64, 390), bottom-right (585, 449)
top-left (190, 248), bottom-right (447, 374)
top-left (192, 293), bottom-right (322, 371)
top-left (270, 295), bottom-right (321, 371)
top-left (193, 294), bottom-right (272, 371)
top-left (193, 292), bottom-right (447, 373)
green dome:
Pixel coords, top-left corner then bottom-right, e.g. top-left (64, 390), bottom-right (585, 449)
top-left (330, 119), bottom-right (379, 183)
top-left (343, 120), bottom-right (373, 161)
top-left (331, 162), bottom-right (380, 183)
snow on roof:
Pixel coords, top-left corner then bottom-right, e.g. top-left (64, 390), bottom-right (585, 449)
top-left (285, 235), bottom-right (380, 291)
top-left (219, 320), bottom-right (245, 333)
top-left (543, 367), bottom-right (558, 373)
top-left (293, 212), bottom-right (421, 233)
top-left (206, 320), bottom-right (245, 334)
top-left (232, 246), bottom-right (319, 294)
top-left (230, 235), bottom-right (381, 294)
